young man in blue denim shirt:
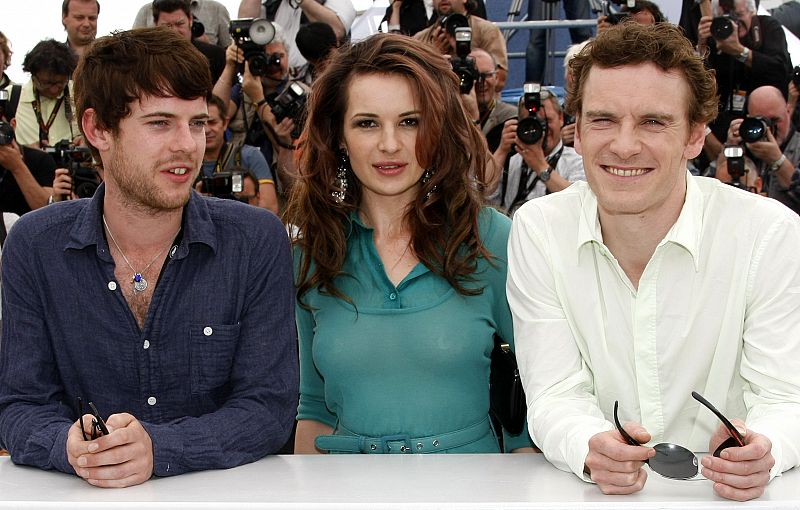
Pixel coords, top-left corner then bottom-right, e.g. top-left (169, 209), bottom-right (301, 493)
top-left (0, 27), bottom-right (298, 488)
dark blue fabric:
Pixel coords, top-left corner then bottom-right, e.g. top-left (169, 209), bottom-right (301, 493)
top-left (0, 184), bottom-right (298, 477)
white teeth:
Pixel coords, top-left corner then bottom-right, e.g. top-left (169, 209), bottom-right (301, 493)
top-left (170, 168), bottom-right (187, 175)
top-left (606, 167), bottom-right (648, 177)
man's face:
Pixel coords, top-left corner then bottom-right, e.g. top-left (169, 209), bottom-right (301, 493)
top-left (725, 0), bottom-right (754, 39)
top-left (574, 63), bottom-right (705, 218)
top-left (102, 94), bottom-right (208, 212)
top-left (435, 0), bottom-right (467, 15)
top-left (520, 93), bottom-right (563, 153)
top-left (747, 95), bottom-right (791, 146)
top-left (204, 104), bottom-right (227, 157)
top-left (155, 10), bottom-right (193, 41)
top-left (33, 71), bottom-right (69, 99)
top-left (472, 52), bottom-right (498, 109)
top-left (261, 42), bottom-right (289, 83)
top-left (63, 0), bottom-right (98, 47)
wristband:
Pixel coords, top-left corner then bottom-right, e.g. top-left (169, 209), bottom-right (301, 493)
top-left (736, 47), bottom-right (750, 64)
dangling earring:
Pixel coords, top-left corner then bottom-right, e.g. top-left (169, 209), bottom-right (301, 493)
top-left (421, 168), bottom-right (437, 200)
top-left (332, 149), bottom-right (349, 204)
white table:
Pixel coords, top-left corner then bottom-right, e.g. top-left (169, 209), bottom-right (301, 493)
top-left (1, 454), bottom-right (798, 509)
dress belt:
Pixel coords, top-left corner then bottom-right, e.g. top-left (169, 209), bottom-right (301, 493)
top-left (314, 416), bottom-right (492, 454)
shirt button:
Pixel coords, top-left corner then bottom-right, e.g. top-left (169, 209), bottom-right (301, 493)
top-left (143, 339), bottom-right (150, 350)
top-left (389, 292), bottom-right (397, 300)
top-left (107, 281), bottom-right (117, 291)
top-left (147, 397), bottom-right (157, 406)
top-left (203, 327), bottom-right (213, 336)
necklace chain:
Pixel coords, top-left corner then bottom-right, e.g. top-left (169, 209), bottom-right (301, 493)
top-left (102, 214), bottom-right (178, 293)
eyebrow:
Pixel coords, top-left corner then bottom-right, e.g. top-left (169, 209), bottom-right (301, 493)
top-left (350, 110), bottom-right (421, 119)
top-left (583, 110), bottom-right (677, 123)
top-left (140, 112), bottom-right (210, 121)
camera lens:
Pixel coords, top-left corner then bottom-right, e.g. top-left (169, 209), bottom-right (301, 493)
top-left (517, 117), bottom-right (545, 145)
top-left (439, 13), bottom-right (469, 36)
top-left (711, 16), bottom-right (734, 39)
top-left (0, 121), bottom-right (14, 145)
top-left (248, 54), bottom-right (269, 77)
top-left (740, 117), bottom-right (768, 143)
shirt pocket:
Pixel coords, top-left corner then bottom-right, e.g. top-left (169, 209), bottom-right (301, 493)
top-left (189, 323), bottom-right (241, 394)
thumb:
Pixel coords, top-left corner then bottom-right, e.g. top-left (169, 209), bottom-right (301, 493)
top-left (625, 421), bottom-right (653, 445)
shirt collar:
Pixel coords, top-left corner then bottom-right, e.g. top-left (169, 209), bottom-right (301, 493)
top-left (65, 184), bottom-right (218, 258)
top-left (577, 170), bottom-right (703, 271)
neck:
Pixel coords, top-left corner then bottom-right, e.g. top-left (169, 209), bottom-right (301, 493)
top-left (204, 143), bottom-right (223, 162)
top-left (68, 40), bottom-right (89, 57)
top-left (102, 183), bottom-right (184, 253)
top-left (359, 193), bottom-right (414, 240)
top-left (597, 184), bottom-right (686, 290)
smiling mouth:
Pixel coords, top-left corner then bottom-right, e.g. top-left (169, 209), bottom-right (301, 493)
top-left (167, 168), bottom-right (189, 175)
top-left (603, 166), bottom-right (651, 177)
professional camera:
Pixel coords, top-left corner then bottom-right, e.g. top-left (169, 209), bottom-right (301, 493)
top-left (229, 18), bottom-right (278, 77)
top-left (450, 27), bottom-right (479, 94)
top-left (438, 13), bottom-right (469, 36)
top-left (710, 15), bottom-right (735, 40)
top-left (723, 144), bottom-right (746, 188)
top-left (601, 1), bottom-right (629, 24)
top-left (191, 15), bottom-right (205, 39)
top-left (200, 170), bottom-right (245, 199)
top-left (739, 116), bottom-right (774, 143)
top-left (0, 120), bottom-right (14, 145)
top-left (45, 140), bottom-right (99, 198)
top-left (516, 83), bottom-right (548, 145)
top-left (268, 82), bottom-right (308, 139)
top-left (792, 66), bottom-right (800, 89)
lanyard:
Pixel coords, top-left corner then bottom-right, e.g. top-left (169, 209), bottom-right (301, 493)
top-left (32, 85), bottom-right (71, 146)
top-left (213, 143), bottom-right (243, 173)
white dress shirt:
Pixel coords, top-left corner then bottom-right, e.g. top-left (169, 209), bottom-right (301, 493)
top-left (507, 173), bottom-right (800, 482)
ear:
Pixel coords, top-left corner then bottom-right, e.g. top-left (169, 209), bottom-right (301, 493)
top-left (683, 122), bottom-right (707, 160)
top-left (573, 114), bottom-right (583, 156)
top-left (10, 118), bottom-right (16, 130)
top-left (81, 108), bottom-right (112, 153)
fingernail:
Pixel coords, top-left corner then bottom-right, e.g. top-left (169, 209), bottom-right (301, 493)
top-left (78, 456), bottom-right (87, 466)
top-left (88, 443), bottom-right (98, 452)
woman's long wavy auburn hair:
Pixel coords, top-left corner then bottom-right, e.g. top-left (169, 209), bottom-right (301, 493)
top-left (285, 33), bottom-right (493, 305)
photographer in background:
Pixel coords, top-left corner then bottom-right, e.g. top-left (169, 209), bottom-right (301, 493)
top-left (596, 0), bottom-right (665, 34)
top-left (201, 94), bottom-right (278, 214)
top-left (488, 86), bottom-right (584, 216)
top-left (133, 0), bottom-right (232, 47)
top-left (238, 0), bottom-right (355, 78)
top-left (153, 0), bottom-right (226, 84)
top-left (0, 115), bottom-right (56, 216)
top-left (294, 22), bottom-right (338, 85)
top-left (717, 85), bottom-right (800, 215)
top-left (698, 0), bottom-right (792, 166)
top-left (414, 0), bottom-right (508, 91)
top-left (213, 22), bottom-right (305, 197)
top-left (15, 40), bottom-right (79, 149)
top-left (63, 0), bottom-right (100, 59)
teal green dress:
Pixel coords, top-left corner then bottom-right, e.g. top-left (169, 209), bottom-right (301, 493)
top-left (296, 207), bottom-right (533, 452)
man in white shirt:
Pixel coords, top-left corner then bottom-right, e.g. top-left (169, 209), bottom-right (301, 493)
top-left (507, 22), bottom-right (800, 502)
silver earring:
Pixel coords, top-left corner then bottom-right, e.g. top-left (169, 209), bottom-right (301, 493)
top-left (421, 168), bottom-right (436, 200)
top-left (332, 151), bottom-right (349, 204)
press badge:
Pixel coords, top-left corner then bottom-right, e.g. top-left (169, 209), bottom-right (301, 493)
top-left (731, 89), bottom-right (747, 113)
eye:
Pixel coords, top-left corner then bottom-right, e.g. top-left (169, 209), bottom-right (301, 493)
top-left (148, 119), bottom-right (169, 127)
top-left (190, 119), bottom-right (208, 129)
top-left (400, 117), bottom-right (419, 127)
top-left (354, 119), bottom-right (378, 129)
top-left (643, 119), bottom-right (666, 128)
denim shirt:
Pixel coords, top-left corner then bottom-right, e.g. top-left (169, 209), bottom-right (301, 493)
top-left (0, 185), bottom-right (298, 476)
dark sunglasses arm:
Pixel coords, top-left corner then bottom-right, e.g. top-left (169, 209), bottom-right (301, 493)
top-left (87, 401), bottom-right (110, 436)
top-left (691, 391), bottom-right (745, 447)
top-left (613, 401), bottom-right (643, 447)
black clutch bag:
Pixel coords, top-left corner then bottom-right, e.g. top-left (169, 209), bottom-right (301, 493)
top-left (489, 334), bottom-right (526, 436)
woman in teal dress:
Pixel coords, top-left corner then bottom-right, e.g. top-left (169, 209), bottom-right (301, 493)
top-left (284, 33), bottom-right (534, 454)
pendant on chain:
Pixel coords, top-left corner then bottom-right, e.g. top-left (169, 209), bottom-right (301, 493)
top-left (132, 273), bottom-right (148, 293)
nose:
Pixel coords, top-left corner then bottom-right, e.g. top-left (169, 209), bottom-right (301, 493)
top-left (172, 122), bottom-right (200, 155)
top-left (607, 122), bottom-right (642, 161)
top-left (378, 125), bottom-right (400, 154)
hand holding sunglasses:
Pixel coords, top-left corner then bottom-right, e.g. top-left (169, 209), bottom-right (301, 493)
top-left (77, 397), bottom-right (109, 441)
top-left (613, 392), bottom-right (745, 480)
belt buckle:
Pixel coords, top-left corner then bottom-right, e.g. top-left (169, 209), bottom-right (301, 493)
top-left (379, 434), bottom-right (413, 453)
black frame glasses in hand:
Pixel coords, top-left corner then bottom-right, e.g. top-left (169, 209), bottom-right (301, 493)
top-left (77, 397), bottom-right (109, 441)
top-left (613, 392), bottom-right (746, 480)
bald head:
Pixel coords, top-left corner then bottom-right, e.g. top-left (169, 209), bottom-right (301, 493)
top-left (747, 86), bottom-right (791, 145)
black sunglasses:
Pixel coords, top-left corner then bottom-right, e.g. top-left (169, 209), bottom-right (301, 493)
top-left (613, 391), bottom-right (745, 480)
top-left (77, 397), bottom-right (109, 441)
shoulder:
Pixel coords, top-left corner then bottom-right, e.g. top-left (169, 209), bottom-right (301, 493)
top-left (494, 101), bottom-right (517, 120)
top-left (5, 199), bottom-right (86, 249)
top-left (695, 175), bottom-right (797, 225)
top-left (478, 206), bottom-right (512, 252)
top-left (200, 196), bottom-right (287, 248)
top-left (516, 179), bottom-right (587, 224)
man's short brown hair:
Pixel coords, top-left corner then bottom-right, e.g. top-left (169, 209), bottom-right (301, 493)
top-left (566, 22), bottom-right (718, 126)
top-left (73, 27), bottom-right (211, 162)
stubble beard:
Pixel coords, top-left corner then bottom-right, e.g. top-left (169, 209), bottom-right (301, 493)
top-left (108, 144), bottom-right (195, 215)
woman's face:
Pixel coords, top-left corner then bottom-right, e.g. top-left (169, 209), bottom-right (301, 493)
top-left (341, 73), bottom-right (425, 207)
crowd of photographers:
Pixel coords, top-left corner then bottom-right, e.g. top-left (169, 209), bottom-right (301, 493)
top-left (2, 0), bottom-right (800, 242)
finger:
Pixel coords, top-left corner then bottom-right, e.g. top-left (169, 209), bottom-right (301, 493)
top-left (597, 469), bottom-right (647, 495)
top-left (78, 457), bottom-right (145, 483)
top-left (711, 481), bottom-right (766, 502)
top-left (87, 472), bottom-right (149, 489)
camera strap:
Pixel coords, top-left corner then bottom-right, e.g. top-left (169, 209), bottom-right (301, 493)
top-left (32, 85), bottom-right (70, 146)
top-left (0, 213), bottom-right (6, 248)
top-left (506, 146), bottom-right (563, 212)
